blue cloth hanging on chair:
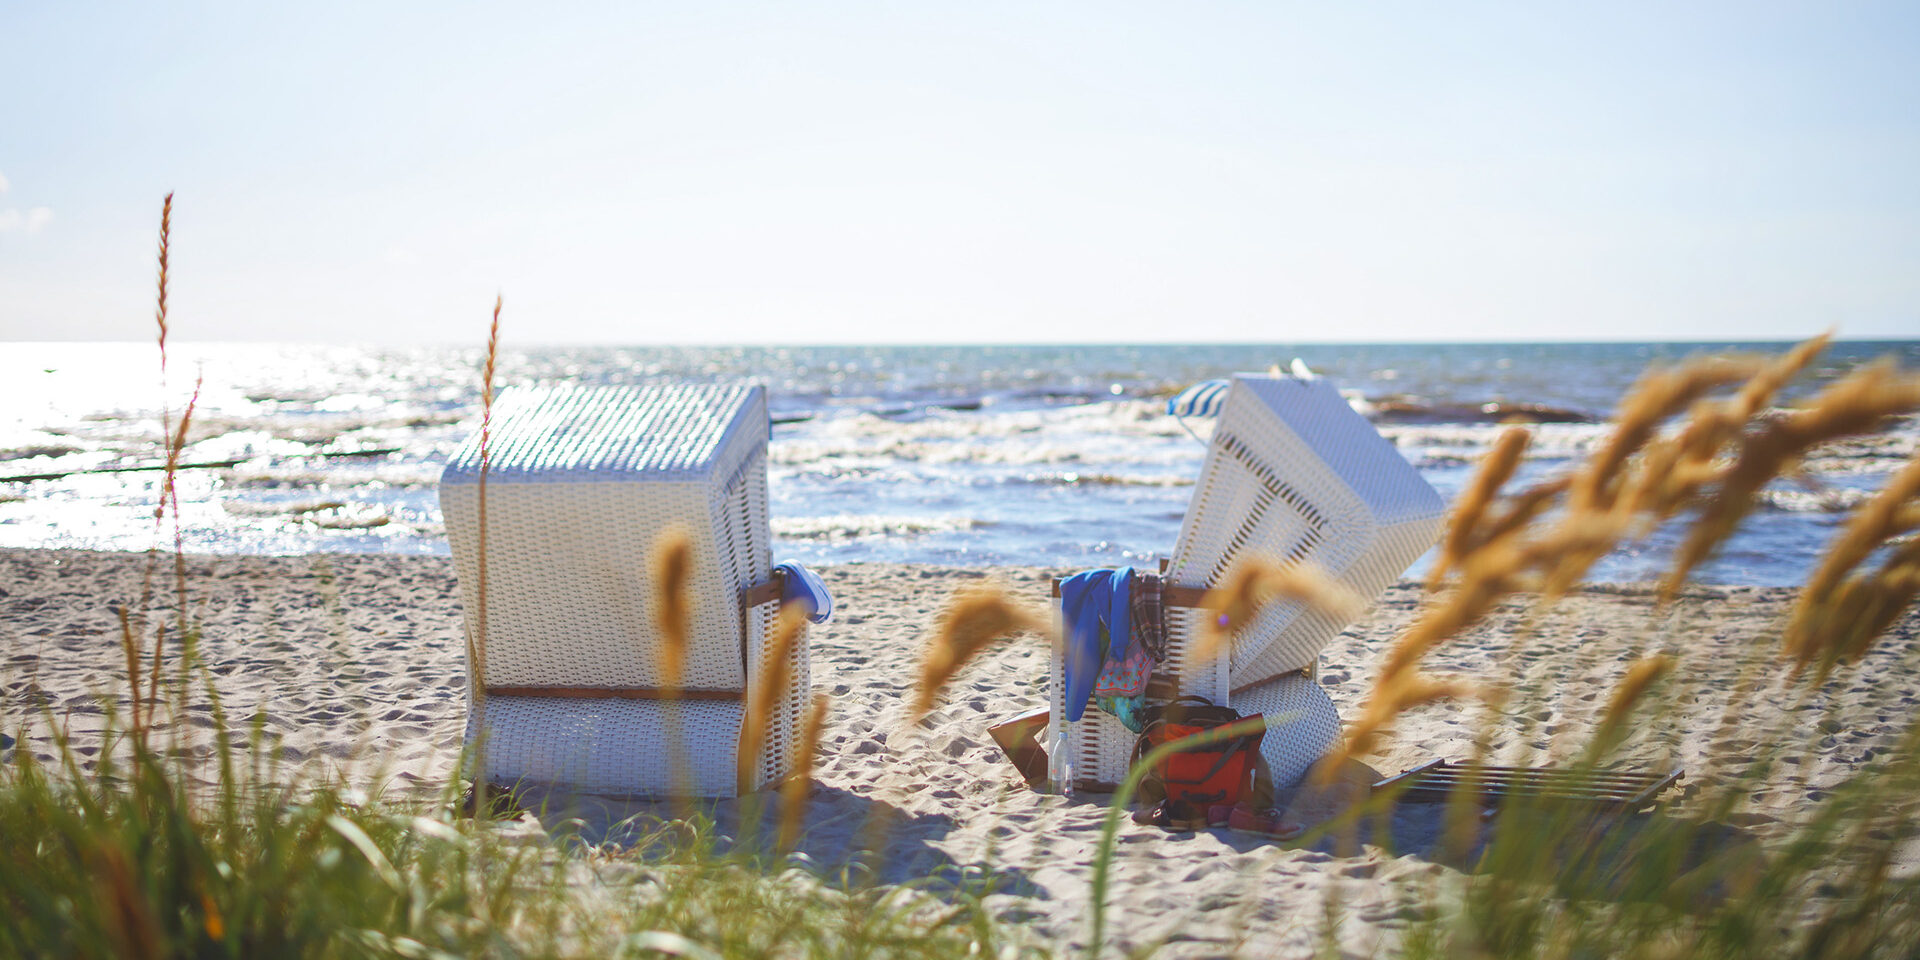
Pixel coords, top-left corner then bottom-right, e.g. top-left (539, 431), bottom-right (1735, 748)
top-left (1058, 566), bottom-right (1133, 722)
top-left (773, 560), bottom-right (834, 624)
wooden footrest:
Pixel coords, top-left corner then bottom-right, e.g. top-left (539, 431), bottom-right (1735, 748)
top-left (1372, 760), bottom-right (1682, 810)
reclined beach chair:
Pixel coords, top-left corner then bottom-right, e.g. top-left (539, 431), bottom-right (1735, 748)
top-left (440, 383), bottom-right (818, 798)
top-left (1049, 371), bottom-right (1445, 791)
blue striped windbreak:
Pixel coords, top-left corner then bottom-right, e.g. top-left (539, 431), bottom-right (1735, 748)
top-left (1165, 378), bottom-right (1231, 418)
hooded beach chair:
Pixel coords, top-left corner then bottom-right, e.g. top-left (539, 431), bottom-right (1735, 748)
top-left (1049, 370), bottom-right (1445, 791)
top-left (440, 383), bottom-right (823, 798)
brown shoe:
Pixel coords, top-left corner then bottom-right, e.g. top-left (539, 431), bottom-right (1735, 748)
top-left (1228, 807), bottom-right (1302, 840)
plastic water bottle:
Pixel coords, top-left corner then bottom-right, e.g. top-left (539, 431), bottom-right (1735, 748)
top-left (1047, 723), bottom-right (1075, 799)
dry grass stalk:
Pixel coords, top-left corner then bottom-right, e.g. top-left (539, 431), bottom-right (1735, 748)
top-left (154, 192), bottom-right (171, 375)
top-left (1734, 332), bottom-right (1832, 416)
top-left (1663, 358), bottom-right (1920, 595)
top-left (1795, 452), bottom-right (1920, 623)
top-left (1786, 464), bottom-right (1920, 679)
top-left (1196, 558), bottom-right (1366, 664)
top-left (738, 605), bottom-right (808, 790)
top-left (117, 608), bottom-right (145, 740)
top-left (1541, 354), bottom-right (1798, 597)
top-left (1375, 517), bottom-right (1586, 688)
top-left (1458, 476), bottom-right (1571, 563)
top-left (1530, 511), bottom-right (1639, 603)
top-left (777, 693), bottom-right (831, 852)
top-left (1429, 426), bottom-right (1531, 589)
top-left (161, 376), bottom-right (202, 639)
top-left (147, 625), bottom-right (164, 733)
top-left (125, 193), bottom-right (184, 742)
top-left (1570, 356), bottom-right (1763, 517)
top-left (1337, 337), bottom-right (1875, 761)
top-left (1550, 340), bottom-right (1827, 596)
top-left (93, 846), bottom-right (161, 960)
top-left (912, 583), bottom-right (1048, 720)
top-left (469, 297), bottom-right (502, 712)
top-left (650, 527), bottom-right (694, 692)
top-left (1600, 655), bottom-right (1675, 734)
top-left (1322, 673), bottom-right (1481, 778)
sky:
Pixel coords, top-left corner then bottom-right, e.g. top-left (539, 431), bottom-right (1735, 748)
top-left (1, 2), bottom-right (1917, 345)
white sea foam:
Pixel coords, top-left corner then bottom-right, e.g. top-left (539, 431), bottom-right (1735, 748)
top-left (769, 402), bottom-right (1204, 474)
top-left (1758, 486), bottom-right (1877, 513)
top-left (772, 514), bottom-right (989, 541)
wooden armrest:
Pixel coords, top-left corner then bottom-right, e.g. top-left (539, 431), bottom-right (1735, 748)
top-left (484, 686), bottom-right (744, 701)
top-left (743, 569), bottom-right (787, 608)
top-left (1048, 577), bottom-right (1210, 609)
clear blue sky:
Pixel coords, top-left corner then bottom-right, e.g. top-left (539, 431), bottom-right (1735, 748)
top-left (2, 2), bottom-right (1916, 344)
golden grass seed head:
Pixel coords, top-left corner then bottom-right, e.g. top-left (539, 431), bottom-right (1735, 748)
top-left (1664, 359), bottom-right (1920, 596)
top-left (1430, 426), bottom-right (1531, 590)
top-left (154, 192), bottom-right (172, 374)
top-left (1574, 356), bottom-right (1763, 514)
top-left (913, 584), bottom-right (1047, 720)
top-left (649, 526), bottom-right (695, 690)
top-left (1323, 673), bottom-right (1478, 779)
top-left (738, 604), bottom-right (809, 788)
top-left (778, 693), bottom-right (831, 852)
top-left (1601, 654), bottom-right (1675, 731)
top-left (1196, 559), bottom-right (1366, 664)
top-left (1797, 451), bottom-right (1920, 613)
top-left (1734, 332), bottom-right (1831, 417)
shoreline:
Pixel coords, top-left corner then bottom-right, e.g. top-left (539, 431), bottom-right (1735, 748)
top-left (4, 546), bottom-right (1912, 955)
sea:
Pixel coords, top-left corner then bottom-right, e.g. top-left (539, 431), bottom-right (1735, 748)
top-left (3, 341), bottom-right (1916, 586)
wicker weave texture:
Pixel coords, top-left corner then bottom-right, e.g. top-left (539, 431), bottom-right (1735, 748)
top-left (465, 594), bottom-right (807, 798)
top-left (744, 594), bottom-right (811, 793)
top-left (468, 697), bottom-right (745, 797)
top-left (442, 481), bottom-right (754, 690)
top-left (1230, 671), bottom-right (1343, 789)
top-left (1169, 375), bottom-right (1444, 684)
top-left (443, 383), bottom-right (764, 485)
top-left (442, 383), bottom-right (805, 797)
top-left (441, 384), bottom-right (773, 691)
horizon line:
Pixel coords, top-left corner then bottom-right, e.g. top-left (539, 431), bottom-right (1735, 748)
top-left (7, 335), bottom-right (1916, 349)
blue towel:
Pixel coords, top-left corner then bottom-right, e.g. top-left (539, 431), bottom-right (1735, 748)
top-left (1058, 566), bottom-right (1132, 722)
top-left (773, 560), bottom-right (833, 624)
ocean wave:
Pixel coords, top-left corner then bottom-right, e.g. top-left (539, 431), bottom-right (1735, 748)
top-left (1016, 471), bottom-right (1192, 488)
top-left (221, 498), bottom-right (350, 517)
top-left (1360, 398), bottom-right (1599, 425)
top-left (222, 463), bottom-right (440, 489)
top-left (301, 510), bottom-right (391, 530)
top-left (772, 514), bottom-right (990, 541)
top-left (220, 497), bottom-right (392, 528)
top-left (1757, 486), bottom-right (1877, 513)
top-left (0, 443), bottom-right (86, 462)
top-left (1379, 422), bottom-right (1614, 461)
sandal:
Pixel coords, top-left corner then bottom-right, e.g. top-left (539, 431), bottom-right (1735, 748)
top-left (1133, 800), bottom-right (1208, 831)
top-left (1228, 807), bottom-right (1303, 840)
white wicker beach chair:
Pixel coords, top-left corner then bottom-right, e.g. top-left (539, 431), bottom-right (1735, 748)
top-left (1051, 372), bottom-right (1444, 792)
top-left (439, 383), bottom-right (807, 798)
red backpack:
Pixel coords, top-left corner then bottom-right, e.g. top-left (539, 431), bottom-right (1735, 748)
top-left (1131, 696), bottom-right (1271, 810)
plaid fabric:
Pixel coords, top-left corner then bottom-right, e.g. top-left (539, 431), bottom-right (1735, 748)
top-left (1130, 571), bottom-right (1168, 662)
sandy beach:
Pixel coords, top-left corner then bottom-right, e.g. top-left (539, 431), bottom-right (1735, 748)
top-left (5, 546), bottom-right (1918, 957)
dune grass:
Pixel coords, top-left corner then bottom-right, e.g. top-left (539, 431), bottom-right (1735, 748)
top-left (0, 710), bottom-right (1025, 959)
